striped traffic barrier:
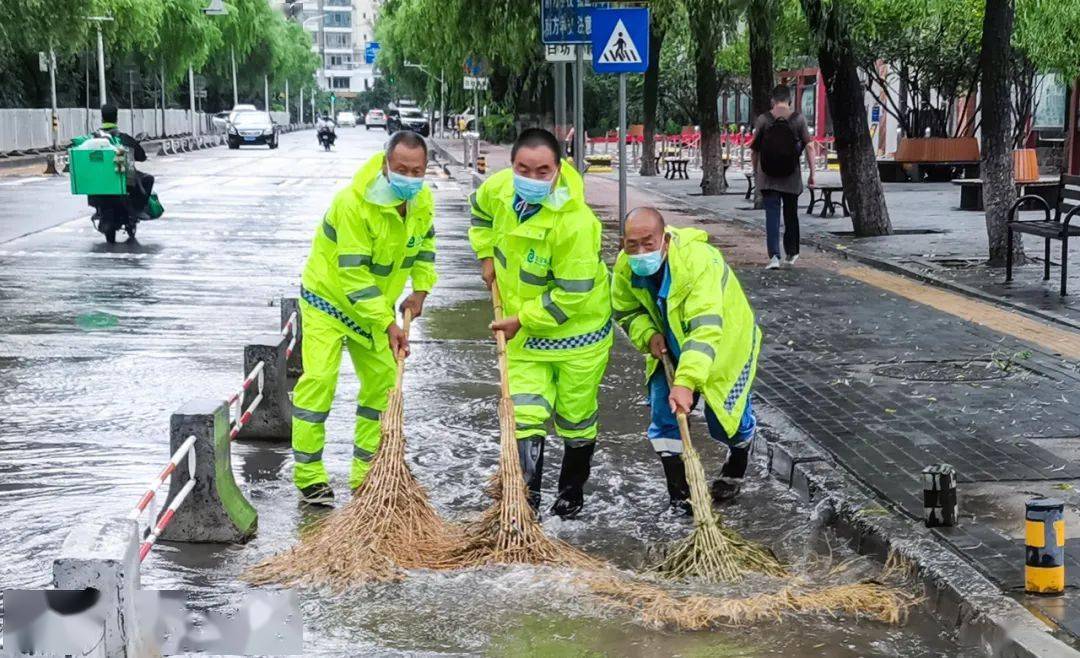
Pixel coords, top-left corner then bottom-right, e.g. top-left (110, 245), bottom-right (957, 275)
top-left (129, 435), bottom-right (198, 561)
top-left (235, 332), bottom-right (291, 441)
top-left (281, 298), bottom-right (302, 384)
top-left (1026, 497), bottom-right (1065, 595)
top-left (922, 463), bottom-right (958, 527)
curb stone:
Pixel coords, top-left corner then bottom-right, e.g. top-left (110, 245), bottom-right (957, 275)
top-left (759, 399), bottom-right (1078, 657)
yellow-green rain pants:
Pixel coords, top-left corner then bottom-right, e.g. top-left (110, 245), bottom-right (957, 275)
top-left (291, 299), bottom-right (396, 491)
top-left (509, 353), bottom-right (610, 446)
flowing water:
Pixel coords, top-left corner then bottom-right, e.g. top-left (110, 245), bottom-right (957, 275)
top-left (0, 130), bottom-right (971, 656)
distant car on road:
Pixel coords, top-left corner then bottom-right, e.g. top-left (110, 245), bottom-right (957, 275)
top-left (337, 111), bottom-right (357, 127)
top-left (227, 111), bottom-right (279, 149)
top-left (387, 107), bottom-right (429, 137)
top-left (365, 109), bottom-right (386, 130)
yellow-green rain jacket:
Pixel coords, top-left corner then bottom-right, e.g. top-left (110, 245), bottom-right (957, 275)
top-left (468, 162), bottom-right (612, 360)
top-left (300, 152), bottom-right (437, 346)
top-left (611, 227), bottom-right (761, 436)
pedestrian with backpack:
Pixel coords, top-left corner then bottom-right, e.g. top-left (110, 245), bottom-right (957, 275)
top-left (750, 85), bottom-right (815, 269)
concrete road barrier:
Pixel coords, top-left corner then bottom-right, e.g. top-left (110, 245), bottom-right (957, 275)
top-left (52, 517), bottom-right (144, 657)
top-left (160, 400), bottom-right (257, 543)
top-left (237, 334), bottom-right (292, 441)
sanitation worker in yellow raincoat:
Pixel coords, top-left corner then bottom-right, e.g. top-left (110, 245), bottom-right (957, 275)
top-left (468, 128), bottom-right (612, 518)
top-left (291, 131), bottom-right (436, 506)
top-left (612, 208), bottom-right (761, 515)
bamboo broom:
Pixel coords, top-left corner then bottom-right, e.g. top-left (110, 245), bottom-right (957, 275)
top-left (442, 281), bottom-right (601, 568)
top-left (651, 354), bottom-right (786, 581)
top-left (247, 309), bottom-right (466, 589)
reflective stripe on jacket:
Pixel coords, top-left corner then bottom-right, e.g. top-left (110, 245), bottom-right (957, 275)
top-left (468, 162), bottom-right (612, 361)
top-left (611, 226), bottom-right (761, 437)
top-left (300, 152), bottom-right (437, 345)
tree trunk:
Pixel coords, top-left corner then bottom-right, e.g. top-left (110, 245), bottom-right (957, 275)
top-left (640, 24), bottom-right (666, 176)
top-left (688, 2), bottom-right (725, 195)
top-left (981, 0), bottom-right (1023, 266)
top-left (748, 0), bottom-right (775, 121)
top-left (803, 0), bottom-right (892, 236)
top-left (748, 0), bottom-right (775, 208)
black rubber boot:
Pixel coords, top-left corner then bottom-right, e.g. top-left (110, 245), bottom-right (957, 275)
top-left (551, 442), bottom-right (595, 519)
top-left (660, 455), bottom-right (693, 516)
top-left (517, 437), bottom-right (545, 513)
top-left (711, 445), bottom-right (750, 503)
top-left (298, 482), bottom-right (335, 507)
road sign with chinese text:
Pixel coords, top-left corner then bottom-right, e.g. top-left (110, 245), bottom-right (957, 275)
top-left (541, 0), bottom-right (610, 44)
top-left (544, 44), bottom-right (592, 62)
top-left (365, 42), bottom-right (380, 65)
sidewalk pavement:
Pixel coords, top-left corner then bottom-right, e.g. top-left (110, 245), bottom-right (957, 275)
top-left (432, 135), bottom-right (1080, 645)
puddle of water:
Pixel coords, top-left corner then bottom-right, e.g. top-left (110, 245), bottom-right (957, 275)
top-left (0, 138), bottom-right (973, 655)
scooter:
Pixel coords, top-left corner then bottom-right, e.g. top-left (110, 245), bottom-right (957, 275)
top-left (318, 129), bottom-right (335, 151)
top-left (88, 195), bottom-right (140, 243)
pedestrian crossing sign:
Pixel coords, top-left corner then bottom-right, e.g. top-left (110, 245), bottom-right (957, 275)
top-left (591, 8), bottom-right (649, 74)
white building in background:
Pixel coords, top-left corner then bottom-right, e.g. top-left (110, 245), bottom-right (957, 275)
top-left (296, 0), bottom-right (383, 98)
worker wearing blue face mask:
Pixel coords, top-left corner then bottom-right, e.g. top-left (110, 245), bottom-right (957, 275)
top-left (291, 131), bottom-right (436, 506)
top-left (612, 207), bottom-right (761, 514)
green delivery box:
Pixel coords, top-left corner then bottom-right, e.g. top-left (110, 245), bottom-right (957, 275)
top-left (69, 138), bottom-right (128, 195)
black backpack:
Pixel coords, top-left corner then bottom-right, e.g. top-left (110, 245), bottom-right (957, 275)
top-left (760, 113), bottom-right (801, 178)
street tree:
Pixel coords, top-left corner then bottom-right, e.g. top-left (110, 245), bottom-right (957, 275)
top-left (980, 0), bottom-right (1023, 266)
top-left (684, 0), bottom-right (741, 195)
top-left (800, 0), bottom-right (892, 236)
top-left (640, 0), bottom-right (683, 176)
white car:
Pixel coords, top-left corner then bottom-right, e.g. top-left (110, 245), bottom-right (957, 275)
top-left (365, 109), bottom-right (386, 130)
top-left (337, 111), bottom-right (357, 127)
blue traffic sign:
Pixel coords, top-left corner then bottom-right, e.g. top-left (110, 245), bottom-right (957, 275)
top-left (591, 8), bottom-right (649, 74)
top-left (364, 42), bottom-right (380, 65)
top-left (541, 0), bottom-right (610, 45)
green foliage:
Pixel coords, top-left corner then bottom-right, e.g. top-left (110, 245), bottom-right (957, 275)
top-left (482, 112), bottom-right (517, 144)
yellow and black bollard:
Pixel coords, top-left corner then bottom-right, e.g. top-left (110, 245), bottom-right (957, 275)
top-left (477, 155), bottom-right (486, 174)
top-left (1025, 497), bottom-right (1065, 595)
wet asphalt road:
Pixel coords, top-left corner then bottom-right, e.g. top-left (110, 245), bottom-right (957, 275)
top-left (0, 129), bottom-right (967, 655)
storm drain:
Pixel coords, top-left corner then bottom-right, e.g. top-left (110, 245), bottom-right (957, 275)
top-left (869, 359), bottom-right (1025, 383)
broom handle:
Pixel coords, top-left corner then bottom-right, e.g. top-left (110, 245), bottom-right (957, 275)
top-left (660, 354), bottom-right (693, 443)
top-left (490, 281), bottom-right (511, 398)
top-left (393, 308), bottom-right (413, 389)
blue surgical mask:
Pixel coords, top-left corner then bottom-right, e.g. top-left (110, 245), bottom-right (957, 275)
top-left (513, 172), bottom-right (554, 205)
top-left (386, 170), bottom-right (424, 201)
top-left (628, 249), bottom-right (665, 276)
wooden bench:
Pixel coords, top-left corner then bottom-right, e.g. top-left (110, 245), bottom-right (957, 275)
top-left (664, 157), bottom-right (690, 180)
top-left (807, 184), bottom-right (848, 217)
top-left (889, 137), bottom-right (981, 182)
top-left (952, 177), bottom-right (1060, 211)
top-left (1006, 174), bottom-right (1080, 296)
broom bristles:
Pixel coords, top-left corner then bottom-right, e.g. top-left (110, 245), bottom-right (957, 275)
top-left (245, 387), bottom-right (466, 589)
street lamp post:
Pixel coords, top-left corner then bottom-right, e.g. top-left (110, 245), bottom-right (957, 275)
top-left (49, 47), bottom-right (59, 150)
top-left (264, 75), bottom-right (270, 112)
top-left (231, 46), bottom-right (238, 107)
top-left (86, 16), bottom-right (114, 106)
top-left (188, 66), bottom-right (197, 137)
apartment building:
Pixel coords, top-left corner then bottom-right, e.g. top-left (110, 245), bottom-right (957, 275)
top-left (297, 0), bottom-right (382, 98)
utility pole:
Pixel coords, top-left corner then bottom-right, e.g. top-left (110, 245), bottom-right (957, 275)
top-left (554, 63), bottom-right (566, 144)
top-left (285, 79), bottom-right (290, 124)
top-left (264, 75), bottom-right (270, 112)
top-left (188, 65), bottom-right (197, 137)
top-left (160, 62), bottom-right (166, 139)
top-left (573, 45), bottom-right (585, 173)
top-left (440, 74), bottom-right (446, 139)
top-left (86, 16), bottom-right (114, 106)
top-left (49, 47), bottom-right (58, 150)
top-left (300, 86), bottom-right (304, 124)
top-left (231, 46), bottom-right (238, 107)
top-left (618, 73), bottom-right (627, 236)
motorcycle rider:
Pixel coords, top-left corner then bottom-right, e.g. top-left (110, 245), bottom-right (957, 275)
top-left (98, 103), bottom-right (153, 219)
top-left (316, 114), bottom-right (336, 147)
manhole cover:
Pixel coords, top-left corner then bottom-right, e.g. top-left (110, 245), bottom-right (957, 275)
top-left (872, 360), bottom-right (1015, 382)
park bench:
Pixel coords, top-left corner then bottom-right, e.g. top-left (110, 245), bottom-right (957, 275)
top-left (806, 183), bottom-right (848, 217)
top-left (952, 177), bottom-right (1060, 211)
top-left (880, 137), bottom-right (981, 182)
top-left (664, 157), bottom-right (690, 180)
top-left (1006, 174), bottom-right (1080, 296)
